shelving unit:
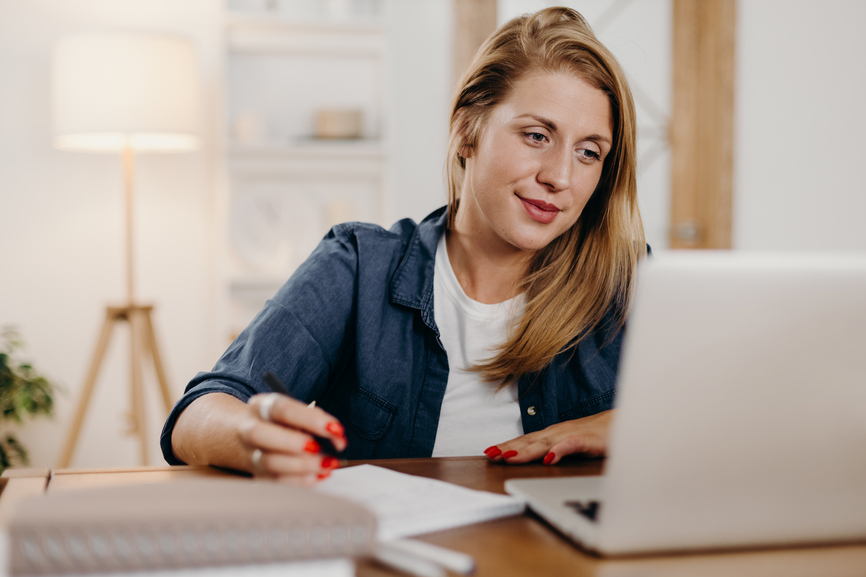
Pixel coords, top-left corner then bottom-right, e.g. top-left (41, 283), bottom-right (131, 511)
top-left (218, 0), bottom-right (391, 341)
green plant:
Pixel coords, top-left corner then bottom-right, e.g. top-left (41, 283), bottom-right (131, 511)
top-left (0, 327), bottom-right (58, 470)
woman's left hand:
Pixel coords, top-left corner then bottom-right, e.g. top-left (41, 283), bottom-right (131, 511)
top-left (484, 410), bottom-right (613, 465)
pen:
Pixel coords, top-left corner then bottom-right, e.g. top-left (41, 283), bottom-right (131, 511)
top-left (374, 543), bottom-right (445, 577)
top-left (262, 372), bottom-right (340, 457)
top-left (384, 539), bottom-right (475, 575)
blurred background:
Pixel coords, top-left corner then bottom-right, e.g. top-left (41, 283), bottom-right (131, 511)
top-left (0, 0), bottom-right (863, 469)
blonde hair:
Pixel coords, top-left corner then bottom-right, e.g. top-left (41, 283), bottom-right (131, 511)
top-left (446, 7), bottom-right (645, 382)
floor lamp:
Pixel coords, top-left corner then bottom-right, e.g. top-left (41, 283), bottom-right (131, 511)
top-left (51, 33), bottom-right (201, 467)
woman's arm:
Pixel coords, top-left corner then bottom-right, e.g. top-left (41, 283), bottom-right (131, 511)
top-left (484, 409), bottom-right (612, 464)
top-left (172, 392), bottom-right (347, 484)
top-left (163, 225), bottom-right (368, 476)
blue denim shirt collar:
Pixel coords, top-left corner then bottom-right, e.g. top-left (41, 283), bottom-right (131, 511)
top-left (388, 206), bottom-right (448, 334)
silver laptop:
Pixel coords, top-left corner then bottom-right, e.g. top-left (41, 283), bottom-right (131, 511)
top-left (505, 252), bottom-right (866, 555)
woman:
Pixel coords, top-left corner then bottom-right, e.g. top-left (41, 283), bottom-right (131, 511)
top-left (161, 6), bottom-right (645, 484)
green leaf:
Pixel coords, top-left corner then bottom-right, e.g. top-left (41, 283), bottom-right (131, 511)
top-left (0, 326), bottom-right (57, 471)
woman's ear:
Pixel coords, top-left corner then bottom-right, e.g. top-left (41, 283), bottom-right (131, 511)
top-left (460, 144), bottom-right (474, 159)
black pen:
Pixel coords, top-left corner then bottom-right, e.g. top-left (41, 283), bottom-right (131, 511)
top-left (262, 372), bottom-right (341, 457)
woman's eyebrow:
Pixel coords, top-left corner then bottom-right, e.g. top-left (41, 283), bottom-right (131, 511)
top-left (516, 114), bottom-right (612, 145)
top-left (585, 134), bottom-right (612, 145)
top-left (517, 114), bottom-right (557, 131)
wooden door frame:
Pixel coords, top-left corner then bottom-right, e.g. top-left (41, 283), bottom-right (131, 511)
top-left (670, 0), bottom-right (737, 249)
top-left (452, 0), bottom-right (498, 84)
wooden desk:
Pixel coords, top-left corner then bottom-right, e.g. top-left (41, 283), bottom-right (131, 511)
top-left (2, 458), bottom-right (865, 576)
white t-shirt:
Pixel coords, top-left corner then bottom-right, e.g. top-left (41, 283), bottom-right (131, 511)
top-left (431, 233), bottom-right (524, 457)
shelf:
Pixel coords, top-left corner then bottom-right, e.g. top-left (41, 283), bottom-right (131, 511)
top-left (228, 140), bottom-right (385, 179)
top-left (226, 12), bottom-right (385, 56)
top-left (229, 139), bottom-right (384, 158)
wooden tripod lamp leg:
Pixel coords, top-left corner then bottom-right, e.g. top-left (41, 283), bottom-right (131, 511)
top-left (142, 308), bottom-right (175, 414)
top-left (128, 308), bottom-right (149, 466)
top-left (56, 308), bottom-right (120, 469)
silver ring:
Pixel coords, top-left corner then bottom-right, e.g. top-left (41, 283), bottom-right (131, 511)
top-left (258, 393), bottom-right (280, 422)
top-left (251, 448), bottom-right (263, 471)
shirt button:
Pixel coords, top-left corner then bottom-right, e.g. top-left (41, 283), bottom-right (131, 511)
top-left (526, 406), bottom-right (537, 416)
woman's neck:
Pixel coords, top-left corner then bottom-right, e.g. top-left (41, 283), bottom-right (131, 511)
top-left (445, 225), bottom-right (534, 305)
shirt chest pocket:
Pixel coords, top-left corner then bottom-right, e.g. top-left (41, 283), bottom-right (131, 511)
top-left (348, 387), bottom-right (397, 442)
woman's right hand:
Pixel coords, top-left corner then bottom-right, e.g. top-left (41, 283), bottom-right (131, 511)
top-left (241, 393), bottom-right (348, 485)
top-left (171, 392), bottom-right (347, 486)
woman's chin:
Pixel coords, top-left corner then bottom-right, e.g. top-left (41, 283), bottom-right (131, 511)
top-left (505, 230), bottom-right (559, 253)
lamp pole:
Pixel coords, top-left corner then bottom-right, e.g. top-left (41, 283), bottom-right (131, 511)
top-left (123, 144), bottom-right (136, 306)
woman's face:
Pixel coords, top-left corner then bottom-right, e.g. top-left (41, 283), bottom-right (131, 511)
top-left (459, 70), bottom-right (613, 255)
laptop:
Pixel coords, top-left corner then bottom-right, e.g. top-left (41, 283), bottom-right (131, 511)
top-left (505, 252), bottom-right (866, 555)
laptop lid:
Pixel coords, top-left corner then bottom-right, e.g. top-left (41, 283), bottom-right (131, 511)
top-left (595, 252), bottom-right (866, 554)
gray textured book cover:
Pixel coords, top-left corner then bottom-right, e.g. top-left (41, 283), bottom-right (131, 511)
top-left (7, 478), bottom-right (376, 575)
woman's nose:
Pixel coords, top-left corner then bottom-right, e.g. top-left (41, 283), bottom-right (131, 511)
top-left (537, 145), bottom-right (572, 191)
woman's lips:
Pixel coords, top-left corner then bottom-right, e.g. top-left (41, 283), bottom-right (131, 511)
top-left (519, 196), bottom-right (559, 224)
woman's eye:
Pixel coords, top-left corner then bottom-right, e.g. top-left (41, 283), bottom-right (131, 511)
top-left (578, 148), bottom-right (601, 162)
top-left (525, 132), bottom-right (547, 144)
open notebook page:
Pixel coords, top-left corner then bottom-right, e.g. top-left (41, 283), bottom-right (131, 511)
top-left (316, 464), bottom-right (525, 540)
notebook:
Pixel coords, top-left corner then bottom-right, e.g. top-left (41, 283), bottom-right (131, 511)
top-left (317, 464), bottom-right (524, 540)
top-left (6, 478), bottom-right (375, 575)
top-left (505, 252), bottom-right (866, 555)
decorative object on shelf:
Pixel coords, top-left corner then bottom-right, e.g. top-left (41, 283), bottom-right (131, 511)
top-left (51, 32), bottom-right (201, 467)
top-left (315, 108), bottom-right (363, 139)
top-left (0, 327), bottom-right (58, 471)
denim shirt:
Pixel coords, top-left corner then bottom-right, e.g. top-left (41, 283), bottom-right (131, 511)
top-left (160, 207), bottom-right (623, 463)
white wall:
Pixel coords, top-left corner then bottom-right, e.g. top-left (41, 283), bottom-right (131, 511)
top-left (734, 0), bottom-right (866, 251)
top-left (0, 0), bottom-right (224, 468)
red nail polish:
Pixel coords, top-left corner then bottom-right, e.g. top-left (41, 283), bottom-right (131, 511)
top-left (304, 440), bottom-right (321, 454)
top-left (485, 447), bottom-right (502, 458)
top-left (326, 422), bottom-right (345, 438)
top-left (317, 471), bottom-right (331, 480)
top-left (543, 452), bottom-right (555, 465)
top-left (502, 450), bottom-right (518, 459)
top-left (321, 456), bottom-right (339, 469)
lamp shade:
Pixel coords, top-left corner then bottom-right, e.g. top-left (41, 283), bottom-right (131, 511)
top-left (52, 33), bottom-right (201, 153)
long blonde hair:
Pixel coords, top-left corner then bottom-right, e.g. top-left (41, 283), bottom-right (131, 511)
top-left (446, 7), bottom-right (645, 382)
